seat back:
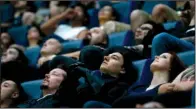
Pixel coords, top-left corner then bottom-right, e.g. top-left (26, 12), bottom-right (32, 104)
top-left (177, 50), bottom-right (195, 66)
top-left (24, 46), bottom-right (41, 68)
top-left (112, 1), bottom-right (130, 23)
top-left (87, 8), bottom-right (99, 28)
top-left (60, 40), bottom-right (83, 54)
top-left (8, 25), bottom-right (30, 46)
top-left (108, 31), bottom-right (128, 47)
top-left (0, 4), bottom-right (14, 23)
top-left (21, 79), bottom-right (43, 99)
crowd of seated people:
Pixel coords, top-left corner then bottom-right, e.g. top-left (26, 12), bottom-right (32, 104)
top-left (0, 0), bottom-right (195, 108)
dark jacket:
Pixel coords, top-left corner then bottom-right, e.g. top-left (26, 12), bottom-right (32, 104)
top-left (68, 67), bottom-right (130, 106)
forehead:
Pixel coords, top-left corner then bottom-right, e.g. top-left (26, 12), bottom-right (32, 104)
top-left (50, 68), bottom-right (66, 75)
top-left (1, 33), bottom-right (10, 37)
top-left (29, 27), bottom-right (37, 31)
top-left (74, 6), bottom-right (84, 11)
top-left (160, 53), bottom-right (172, 57)
top-left (109, 52), bottom-right (123, 59)
top-left (46, 39), bottom-right (59, 44)
top-left (90, 27), bottom-right (101, 32)
top-left (8, 48), bottom-right (18, 52)
top-left (102, 5), bottom-right (113, 10)
top-left (140, 23), bottom-right (153, 28)
top-left (2, 80), bottom-right (16, 86)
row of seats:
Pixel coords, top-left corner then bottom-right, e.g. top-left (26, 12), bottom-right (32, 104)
top-left (21, 50), bottom-right (195, 100)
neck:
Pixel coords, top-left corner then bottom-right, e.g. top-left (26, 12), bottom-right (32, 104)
top-left (41, 53), bottom-right (52, 57)
top-left (99, 19), bottom-right (109, 26)
top-left (1, 99), bottom-right (12, 108)
top-left (150, 71), bottom-right (169, 86)
top-left (29, 40), bottom-right (39, 47)
top-left (42, 89), bottom-right (56, 97)
top-left (71, 20), bottom-right (83, 27)
top-left (102, 70), bottom-right (118, 78)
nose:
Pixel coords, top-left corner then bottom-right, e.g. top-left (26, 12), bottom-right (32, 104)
top-left (104, 56), bottom-right (109, 61)
top-left (155, 56), bottom-right (159, 59)
top-left (45, 74), bottom-right (49, 78)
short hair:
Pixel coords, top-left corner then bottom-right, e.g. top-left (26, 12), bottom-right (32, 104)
top-left (168, 51), bottom-right (186, 82)
top-left (11, 81), bottom-right (28, 107)
top-left (104, 46), bottom-right (138, 85)
top-left (52, 64), bottom-right (79, 107)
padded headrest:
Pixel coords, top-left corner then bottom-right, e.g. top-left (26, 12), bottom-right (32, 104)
top-left (21, 79), bottom-right (43, 99)
top-left (108, 31), bottom-right (128, 47)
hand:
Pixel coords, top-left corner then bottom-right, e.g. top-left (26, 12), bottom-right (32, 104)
top-left (136, 102), bottom-right (164, 108)
top-left (158, 83), bottom-right (175, 94)
top-left (173, 81), bottom-right (195, 92)
top-left (63, 8), bottom-right (76, 19)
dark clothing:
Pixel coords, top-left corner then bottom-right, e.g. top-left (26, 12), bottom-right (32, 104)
top-left (112, 80), bottom-right (162, 108)
top-left (1, 61), bottom-right (39, 82)
top-left (17, 95), bottom-right (57, 108)
top-left (71, 67), bottom-right (130, 106)
top-left (153, 90), bottom-right (192, 108)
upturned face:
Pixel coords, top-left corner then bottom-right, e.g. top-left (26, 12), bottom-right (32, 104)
top-left (150, 53), bottom-right (172, 73)
top-left (100, 52), bottom-right (125, 76)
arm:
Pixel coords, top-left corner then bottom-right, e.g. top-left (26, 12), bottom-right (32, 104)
top-left (41, 8), bottom-right (75, 36)
top-left (62, 51), bottom-right (81, 59)
top-left (76, 30), bottom-right (89, 40)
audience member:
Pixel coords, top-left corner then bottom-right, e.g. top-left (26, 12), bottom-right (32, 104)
top-left (0, 79), bottom-right (28, 108)
top-left (17, 65), bottom-right (72, 108)
top-left (137, 64), bottom-right (195, 108)
top-left (38, 38), bottom-right (62, 66)
top-left (41, 3), bottom-right (89, 40)
top-left (27, 24), bottom-right (44, 48)
top-left (83, 52), bottom-right (186, 108)
top-left (0, 32), bottom-right (15, 53)
top-left (50, 46), bottom-right (138, 107)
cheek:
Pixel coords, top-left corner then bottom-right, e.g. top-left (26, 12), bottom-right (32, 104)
top-left (7, 55), bottom-right (17, 61)
top-left (1, 88), bottom-right (12, 99)
top-left (108, 61), bottom-right (122, 70)
top-left (49, 78), bottom-right (63, 88)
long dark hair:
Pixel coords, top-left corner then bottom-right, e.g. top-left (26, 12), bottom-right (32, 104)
top-left (10, 46), bottom-right (28, 65)
top-left (168, 51), bottom-right (186, 82)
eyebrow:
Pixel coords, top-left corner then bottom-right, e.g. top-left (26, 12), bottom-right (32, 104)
top-left (111, 54), bottom-right (120, 60)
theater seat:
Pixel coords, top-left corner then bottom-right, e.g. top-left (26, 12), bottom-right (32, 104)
top-left (132, 50), bottom-right (195, 80)
top-left (177, 50), bottom-right (195, 66)
top-left (87, 8), bottom-right (99, 28)
top-left (8, 25), bottom-right (30, 46)
top-left (112, 1), bottom-right (130, 23)
top-left (108, 31), bottom-right (128, 47)
top-left (132, 59), bottom-right (147, 78)
top-left (60, 40), bottom-right (83, 54)
top-left (0, 4), bottom-right (14, 23)
top-left (24, 46), bottom-right (41, 68)
top-left (123, 30), bottom-right (135, 46)
top-left (21, 79), bottom-right (43, 99)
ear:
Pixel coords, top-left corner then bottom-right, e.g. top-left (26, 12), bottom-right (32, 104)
top-left (120, 68), bottom-right (125, 74)
top-left (11, 91), bottom-right (19, 99)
